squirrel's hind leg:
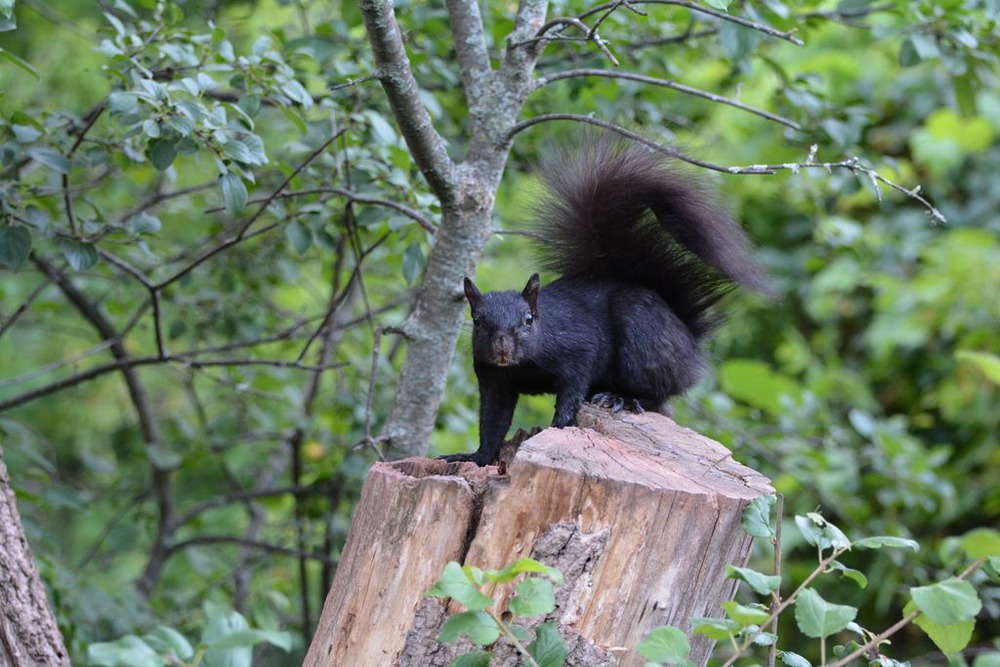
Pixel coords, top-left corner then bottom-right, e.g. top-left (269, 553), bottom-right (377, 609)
top-left (589, 393), bottom-right (678, 419)
top-left (589, 392), bottom-right (645, 414)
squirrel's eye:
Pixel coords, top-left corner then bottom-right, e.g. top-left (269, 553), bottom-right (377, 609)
top-left (524, 312), bottom-right (534, 325)
top-left (472, 314), bottom-right (481, 327)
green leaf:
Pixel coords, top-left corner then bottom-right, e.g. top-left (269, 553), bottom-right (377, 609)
top-left (718, 360), bottom-right (802, 415)
top-left (690, 617), bottom-right (739, 641)
top-left (147, 444), bottom-right (181, 471)
top-left (911, 607), bottom-right (974, 654)
top-left (972, 653), bottom-right (1000, 667)
top-left (439, 611), bottom-right (500, 646)
top-left (364, 110), bottom-right (398, 144)
top-left (851, 535), bottom-right (919, 552)
top-left (402, 242), bottom-right (425, 285)
top-left (956, 351), bottom-right (1000, 386)
top-left (285, 220), bottom-right (313, 255)
top-left (722, 600), bottom-right (771, 626)
top-left (636, 626), bottom-right (691, 663)
top-left (223, 139), bottom-right (255, 165)
top-left (127, 212), bottom-right (162, 235)
top-left (727, 565), bottom-right (781, 596)
top-left (741, 495), bottom-right (776, 540)
top-left (86, 635), bottom-right (161, 667)
top-left (341, 0), bottom-right (363, 27)
top-left (510, 577), bottom-right (556, 617)
top-left (489, 558), bottom-right (563, 585)
top-left (777, 650), bottom-right (812, 667)
top-left (219, 171), bottom-right (248, 216)
top-left (794, 588), bottom-right (857, 639)
top-left (954, 74), bottom-right (978, 117)
top-left (0, 14), bottom-right (12, 31)
top-left (718, 21), bottom-right (760, 63)
top-left (962, 528), bottom-right (1000, 558)
top-left (826, 560), bottom-right (867, 588)
top-left (27, 146), bottom-right (71, 174)
top-left (146, 625), bottom-right (194, 660)
top-left (910, 578), bottom-right (981, 625)
top-left (795, 513), bottom-right (851, 551)
top-left (426, 561), bottom-right (493, 611)
top-left (201, 605), bottom-right (254, 667)
top-left (908, 33), bottom-right (940, 61)
top-left (526, 621), bottom-right (567, 667)
top-left (61, 240), bottom-right (99, 272)
top-left (149, 139), bottom-right (177, 171)
top-left (206, 629), bottom-right (292, 652)
top-left (753, 631), bottom-right (778, 646)
top-left (0, 226), bottom-right (32, 270)
top-left (449, 652), bottom-right (492, 667)
top-left (12, 123), bottom-right (41, 143)
top-left (0, 47), bottom-right (39, 76)
top-left (169, 320), bottom-right (186, 340)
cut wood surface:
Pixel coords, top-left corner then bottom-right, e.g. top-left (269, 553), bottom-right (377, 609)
top-left (304, 405), bottom-right (773, 666)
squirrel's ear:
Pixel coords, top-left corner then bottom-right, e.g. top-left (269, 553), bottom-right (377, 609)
top-left (463, 277), bottom-right (482, 309)
top-left (522, 273), bottom-right (540, 316)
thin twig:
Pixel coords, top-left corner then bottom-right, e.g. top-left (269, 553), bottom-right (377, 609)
top-left (155, 130), bottom-right (345, 290)
top-left (502, 114), bottom-right (734, 172)
top-left (724, 153), bottom-right (946, 223)
top-left (164, 535), bottom-right (334, 565)
top-left (578, 0), bottom-right (803, 45)
top-left (213, 186), bottom-right (436, 233)
top-left (0, 267), bottom-right (57, 340)
top-left (767, 494), bottom-right (784, 667)
top-left (825, 558), bottom-right (987, 667)
top-left (534, 17), bottom-right (620, 65)
top-left (536, 69), bottom-right (800, 129)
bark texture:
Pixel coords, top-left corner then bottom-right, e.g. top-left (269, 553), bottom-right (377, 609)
top-left (362, 0), bottom-right (550, 460)
top-left (0, 450), bottom-right (70, 667)
top-left (304, 408), bottom-right (773, 666)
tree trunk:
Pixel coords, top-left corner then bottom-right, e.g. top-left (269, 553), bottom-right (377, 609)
top-left (0, 448), bottom-right (70, 667)
top-left (304, 407), bottom-right (773, 666)
top-left (361, 0), bottom-right (549, 460)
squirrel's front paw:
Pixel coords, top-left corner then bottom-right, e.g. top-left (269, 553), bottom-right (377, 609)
top-left (437, 451), bottom-right (496, 466)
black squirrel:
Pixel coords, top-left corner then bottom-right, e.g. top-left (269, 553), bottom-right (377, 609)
top-left (446, 137), bottom-right (771, 466)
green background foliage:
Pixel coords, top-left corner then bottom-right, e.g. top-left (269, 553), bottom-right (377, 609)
top-left (1, 0), bottom-right (998, 663)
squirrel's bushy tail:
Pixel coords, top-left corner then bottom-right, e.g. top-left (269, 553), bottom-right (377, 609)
top-left (534, 136), bottom-right (770, 339)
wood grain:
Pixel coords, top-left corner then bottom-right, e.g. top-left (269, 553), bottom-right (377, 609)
top-left (305, 407), bottom-right (773, 666)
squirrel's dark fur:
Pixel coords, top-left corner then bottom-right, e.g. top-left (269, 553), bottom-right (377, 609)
top-left (447, 138), bottom-right (770, 466)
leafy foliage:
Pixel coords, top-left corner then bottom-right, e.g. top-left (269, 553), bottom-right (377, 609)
top-left (0, 0), bottom-right (998, 663)
top-left (428, 501), bottom-right (1000, 664)
top-left (86, 601), bottom-right (291, 667)
top-left (639, 499), bottom-right (998, 665)
top-left (426, 558), bottom-right (565, 667)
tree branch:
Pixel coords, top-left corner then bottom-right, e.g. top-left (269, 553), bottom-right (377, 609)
top-left (825, 559), bottom-right (986, 667)
top-left (536, 69), bottom-right (801, 129)
top-left (29, 255), bottom-right (176, 598)
top-left (361, 0), bottom-right (456, 200)
top-left (505, 117), bottom-right (944, 221)
top-left (577, 0), bottom-right (803, 46)
top-left (445, 0), bottom-right (493, 98)
top-left (164, 535), bottom-right (334, 565)
top-left (154, 130), bottom-right (343, 291)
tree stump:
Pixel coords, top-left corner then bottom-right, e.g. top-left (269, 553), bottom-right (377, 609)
top-left (304, 406), bottom-right (773, 666)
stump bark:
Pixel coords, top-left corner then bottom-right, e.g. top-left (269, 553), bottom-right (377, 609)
top-left (304, 406), bottom-right (773, 666)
